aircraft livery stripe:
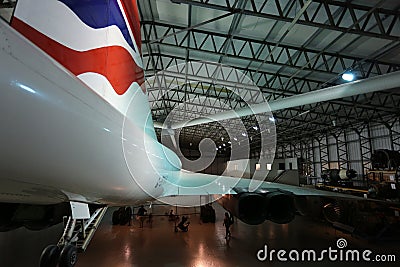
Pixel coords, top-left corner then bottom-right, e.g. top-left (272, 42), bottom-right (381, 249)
top-left (13, 0), bottom-right (142, 68)
top-left (117, 0), bottom-right (142, 53)
top-left (12, 18), bottom-right (145, 95)
top-left (57, 0), bottom-right (138, 53)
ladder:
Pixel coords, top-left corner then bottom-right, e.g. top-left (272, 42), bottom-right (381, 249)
top-left (58, 207), bottom-right (108, 252)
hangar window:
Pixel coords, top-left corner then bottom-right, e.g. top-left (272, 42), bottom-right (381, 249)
top-left (255, 164), bottom-right (261, 171)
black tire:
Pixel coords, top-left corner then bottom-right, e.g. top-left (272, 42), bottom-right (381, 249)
top-left (59, 244), bottom-right (78, 267)
top-left (120, 207), bottom-right (130, 225)
top-left (39, 245), bottom-right (60, 267)
top-left (112, 210), bottom-right (120, 225)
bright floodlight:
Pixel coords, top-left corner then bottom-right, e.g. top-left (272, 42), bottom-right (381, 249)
top-left (342, 72), bottom-right (354, 81)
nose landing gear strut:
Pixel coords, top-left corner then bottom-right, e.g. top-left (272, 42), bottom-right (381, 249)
top-left (39, 203), bottom-right (107, 267)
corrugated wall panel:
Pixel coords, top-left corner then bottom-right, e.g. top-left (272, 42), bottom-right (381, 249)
top-left (328, 144), bottom-right (338, 161)
top-left (313, 145), bottom-right (320, 162)
top-left (346, 130), bottom-right (359, 141)
top-left (328, 135), bottom-right (336, 145)
top-left (347, 140), bottom-right (361, 160)
top-left (370, 124), bottom-right (389, 138)
top-left (314, 163), bottom-right (321, 177)
top-left (372, 136), bottom-right (392, 150)
top-left (279, 121), bottom-right (399, 179)
top-left (370, 124), bottom-right (392, 150)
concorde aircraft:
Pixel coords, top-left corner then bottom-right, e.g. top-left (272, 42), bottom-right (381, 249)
top-left (1, 1), bottom-right (399, 267)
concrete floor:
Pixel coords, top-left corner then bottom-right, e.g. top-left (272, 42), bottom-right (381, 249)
top-left (0, 203), bottom-right (399, 267)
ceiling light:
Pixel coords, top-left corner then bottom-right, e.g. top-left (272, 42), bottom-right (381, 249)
top-left (342, 72), bottom-right (354, 81)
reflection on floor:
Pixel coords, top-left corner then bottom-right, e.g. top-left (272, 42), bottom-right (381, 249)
top-left (0, 203), bottom-right (399, 267)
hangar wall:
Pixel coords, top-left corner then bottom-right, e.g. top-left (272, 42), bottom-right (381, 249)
top-left (276, 117), bottom-right (400, 179)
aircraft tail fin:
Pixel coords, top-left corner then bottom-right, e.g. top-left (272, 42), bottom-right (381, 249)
top-left (11, 0), bottom-right (145, 114)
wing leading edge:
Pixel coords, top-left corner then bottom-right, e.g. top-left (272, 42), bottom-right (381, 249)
top-left (162, 170), bottom-right (361, 198)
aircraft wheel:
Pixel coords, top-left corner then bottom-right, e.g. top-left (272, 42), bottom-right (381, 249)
top-left (59, 244), bottom-right (78, 267)
top-left (112, 210), bottom-right (120, 225)
top-left (39, 245), bottom-right (60, 267)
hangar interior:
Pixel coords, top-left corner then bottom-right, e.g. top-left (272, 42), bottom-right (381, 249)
top-left (138, 0), bottom-right (400, 183)
top-left (1, 0), bottom-right (400, 266)
top-left (2, 0), bottom-right (400, 181)
top-left (138, 0), bottom-right (400, 181)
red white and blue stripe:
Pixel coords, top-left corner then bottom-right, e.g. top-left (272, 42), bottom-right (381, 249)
top-left (12, 0), bottom-right (145, 104)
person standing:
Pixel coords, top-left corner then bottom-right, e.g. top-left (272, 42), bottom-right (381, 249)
top-left (223, 212), bottom-right (233, 239)
top-left (137, 205), bottom-right (147, 228)
top-left (126, 206), bottom-right (133, 226)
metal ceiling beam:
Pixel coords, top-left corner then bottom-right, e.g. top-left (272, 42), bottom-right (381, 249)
top-left (142, 21), bottom-right (399, 80)
top-left (0, 1), bottom-right (16, 8)
top-left (169, 0), bottom-right (400, 41)
top-left (267, 0), bottom-right (392, 94)
top-left (145, 53), bottom-right (399, 135)
top-left (217, 0), bottom-right (246, 64)
top-left (147, 12), bottom-right (234, 45)
top-left (161, 70), bottom-right (400, 129)
top-left (143, 52), bottom-right (330, 91)
top-left (141, 0), bottom-right (400, 146)
top-left (248, 0), bottom-right (313, 79)
top-left (143, 51), bottom-right (400, 105)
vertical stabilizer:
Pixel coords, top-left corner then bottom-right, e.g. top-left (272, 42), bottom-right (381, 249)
top-left (11, 0), bottom-right (145, 116)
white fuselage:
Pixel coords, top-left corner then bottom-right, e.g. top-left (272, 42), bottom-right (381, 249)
top-left (0, 18), bottom-right (181, 205)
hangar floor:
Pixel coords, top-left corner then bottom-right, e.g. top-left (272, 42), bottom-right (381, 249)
top-left (0, 203), bottom-right (398, 267)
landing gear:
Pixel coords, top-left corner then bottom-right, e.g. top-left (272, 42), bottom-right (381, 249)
top-left (39, 204), bottom-right (107, 267)
top-left (39, 245), bottom-right (60, 267)
top-left (39, 243), bottom-right (78, 267)
top-left (59, 244), bottom-right (78, 267)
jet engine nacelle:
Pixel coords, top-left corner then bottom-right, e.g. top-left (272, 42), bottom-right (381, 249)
top-left (217, 188), bottom-right (296, 225)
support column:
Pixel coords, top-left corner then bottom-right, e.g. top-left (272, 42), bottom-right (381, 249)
top-left (355, 124), bottom-right (373, 179)
top-left (334, 130), bottom-right (349, 170)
